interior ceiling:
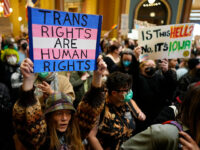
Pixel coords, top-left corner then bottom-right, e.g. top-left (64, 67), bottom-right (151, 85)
top-left (192, 0), bottom-right (200, 9)
top-left (190, 0), bottom-right (200, 23)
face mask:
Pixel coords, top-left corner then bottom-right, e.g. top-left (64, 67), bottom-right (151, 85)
top-left (145, 67), bottom-right (156, 76)
top-left (123, 60), bottom-right (131, 67)
top-left (175, 63), bottom-right (179, 70)
top-left (13, 43), bottom-right (18, 50)
top-left (7, 56), bottom-right (17, 65)
top-left (38, 72), bottom-right (49, 78)
top-left (124, 90), bottom-right (133, 102)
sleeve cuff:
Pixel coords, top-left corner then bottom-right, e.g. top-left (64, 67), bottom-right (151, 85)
top-left (18, 86), bottom-right (37, 107)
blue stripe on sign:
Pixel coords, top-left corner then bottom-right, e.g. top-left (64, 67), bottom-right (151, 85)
top-left (28, 7), bottom-right (34, 61)
top-left (33, 59), bottom-right (96, 73)
top-left (29, 7), bottom-right (100, 29)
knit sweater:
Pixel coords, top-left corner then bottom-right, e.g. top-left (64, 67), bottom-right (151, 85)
top-left (13, 85), bottom-right (105, 149)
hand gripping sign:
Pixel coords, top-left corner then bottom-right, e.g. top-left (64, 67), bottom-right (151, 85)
top-left (28, 7), bottom-right (102, 73)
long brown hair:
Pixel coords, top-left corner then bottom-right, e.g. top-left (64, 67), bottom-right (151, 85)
top-left (46, 112), bottom-right (84, 150)
top-left (178, 83), bottom-right (200, 144)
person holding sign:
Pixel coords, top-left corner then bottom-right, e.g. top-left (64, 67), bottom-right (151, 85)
top-left (28, 7), bottom-right (102, 73)
top-left (123, 46), bottom-right (177, 133)
top-left (12, 56), bottom-right (107, 150)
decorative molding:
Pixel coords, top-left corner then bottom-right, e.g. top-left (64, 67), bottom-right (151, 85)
top-left (176, 0), bottom-right (184, 24)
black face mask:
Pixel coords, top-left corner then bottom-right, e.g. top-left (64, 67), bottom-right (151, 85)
top-left (21, 43), bottom-right (27, 50)
top-left (145, 67), bottom-right (156, 76)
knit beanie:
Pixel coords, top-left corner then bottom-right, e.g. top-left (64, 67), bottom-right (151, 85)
top-left (44, 92), bottom-right (76, 115)
top-left (1, 48), bottom-right (19, 63)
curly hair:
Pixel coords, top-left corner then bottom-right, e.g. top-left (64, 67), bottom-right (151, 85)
top-left (106, 71), bottom-right (132, 95)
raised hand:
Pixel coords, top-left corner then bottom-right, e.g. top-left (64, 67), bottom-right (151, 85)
top-left (133, 46), bottom-right (142, 60)
top-left (37, 81), bottom-right (54, 95)
top-left (159, 59), bottom-right (168, 72)
top-left (20, 58), bottom-right (36, 91)
top-left (92, 55), bottom-right (107, 88)
top-left (137, 111), bottom-right (146, 121)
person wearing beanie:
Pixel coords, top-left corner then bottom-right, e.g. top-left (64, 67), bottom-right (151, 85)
top-left (0, 49), bottom-right (22, 150)
top-left (0, 48), bottom-right (22, 99)
top-left (1, 48), bottom-right (20, 64)
top-left (13, 57), bottom-right (107, 150)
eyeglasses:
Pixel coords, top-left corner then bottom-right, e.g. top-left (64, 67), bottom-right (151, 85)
top-left (114, 89), bottom-right (130, 93)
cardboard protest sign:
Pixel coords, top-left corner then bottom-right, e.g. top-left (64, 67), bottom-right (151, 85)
top-left (120, 14), bottom-right (129, 35)
top-left (138, 23), bottom-right (194, 60)
top-left (28, 7), bottom-right (102, 73)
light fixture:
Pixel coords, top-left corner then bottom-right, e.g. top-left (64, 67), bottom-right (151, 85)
top-left (9, 8), bottom-right (13, 13)
top-left (18, 16), bottom-right (22, 22)
top-left (150, 12), bottom-right (155, 17)
top-left (0, 2), bottom-right (3, 13)
top-left (161, 20), bottom-right (164, 24)
top-left (148, 0), bottom-right (156, 4)
top-left (0, 6), bottom-right (3, 13)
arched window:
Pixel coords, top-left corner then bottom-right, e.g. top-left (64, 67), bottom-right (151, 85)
top-left (135, 0), bottom-right (171, 25)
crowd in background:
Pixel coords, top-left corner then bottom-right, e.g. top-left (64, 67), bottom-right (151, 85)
top-left (0, 31), bottom-right (199, 150)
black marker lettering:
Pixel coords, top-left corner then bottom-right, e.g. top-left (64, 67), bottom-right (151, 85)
top-left (85, 29), bottom-right (91, 39)
top-left (72, 13), bottom-right (80, 25)
top-left (84, 60), bottom-right (90, 70)
top-left (54, 38), bottom-right (62, 48)
top-left (41, 25), bottom-right (49, 37)
top-left (56, 27), bottom-right (64, 37)
top-left (38, 10), bottom-right (51, 24)
top-left (81, 15), bottom-right (88, 27)
top-left (53, 11), bottom-right (61, 25)
top-left (71, 39), bottom-right (77, 49)
top-left (44, 61), bottom-right (50, 71)
top-left (41, 48), bottom-right (50, 60)
top-left (58, 61), bottom-right (66, 70)
top-left (63, 13), bottom-right (72, 25)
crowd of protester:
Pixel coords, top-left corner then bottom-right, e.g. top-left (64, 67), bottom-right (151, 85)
top-left (0, 32), bottom-right (199, 150)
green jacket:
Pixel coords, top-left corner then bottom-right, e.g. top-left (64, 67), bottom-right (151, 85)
top-left (121, 123), bottom-right (188, 150)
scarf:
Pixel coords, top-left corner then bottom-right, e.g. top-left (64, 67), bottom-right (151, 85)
top-left (34, 72), bottom-right (59, 97)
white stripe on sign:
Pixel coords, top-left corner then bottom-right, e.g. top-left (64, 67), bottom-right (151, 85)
top-left (33, 37), bottom-right (97, 49)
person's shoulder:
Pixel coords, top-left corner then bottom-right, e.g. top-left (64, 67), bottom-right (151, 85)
top-left (57, 74), bottom-right (69, 80)
top-left (151, 124), bottom-right (179, 140)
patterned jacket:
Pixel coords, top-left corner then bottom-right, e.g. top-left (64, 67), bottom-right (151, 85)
top-left (97, 99), bottom-right (138, 150)
top-left (13, 86), bottom-right (105, 150)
